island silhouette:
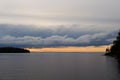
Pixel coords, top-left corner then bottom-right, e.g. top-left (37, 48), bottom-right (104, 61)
top-left (105, 31), bottom-right (120, 59)
top-left (0, 47), bottom-right (30, 53)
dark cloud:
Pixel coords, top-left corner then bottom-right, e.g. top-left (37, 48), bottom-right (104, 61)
top-left (0, 24), bottom-right (118, 48)
top-left (0, 24), bottom-right (118, 37)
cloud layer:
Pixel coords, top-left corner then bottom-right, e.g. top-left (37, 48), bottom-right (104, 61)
top-left (0, 24), bottom-right (118, 48)
top-left (0, 0), bottom-right (120, 25)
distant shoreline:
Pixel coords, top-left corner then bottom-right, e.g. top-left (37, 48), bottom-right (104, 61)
top-left (0, 47), bottom-right (30, 53)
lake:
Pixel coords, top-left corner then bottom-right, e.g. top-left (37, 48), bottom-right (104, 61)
top-left (0, 52), bottom-right (120, 80)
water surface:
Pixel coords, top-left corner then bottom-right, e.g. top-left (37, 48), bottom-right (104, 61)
top-left (0, 52), bottom-right (119, 80)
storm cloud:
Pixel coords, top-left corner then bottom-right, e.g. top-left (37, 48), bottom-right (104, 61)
top-left (0, 24), bottom-right (118, 48)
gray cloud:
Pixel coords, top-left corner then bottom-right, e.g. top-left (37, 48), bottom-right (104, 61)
top-left (0, 33), bottom-right (116, 48)
top-left (0, 24), bottom-right (118, 37)
top-left (0, 24), bottom-right (118, 47)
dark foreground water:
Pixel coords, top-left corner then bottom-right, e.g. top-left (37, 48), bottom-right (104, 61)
top-left (0, 52), bottom-right (120, 80)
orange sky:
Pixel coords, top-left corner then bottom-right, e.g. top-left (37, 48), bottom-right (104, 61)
top-left (27, 45), bottom-right (110, 52)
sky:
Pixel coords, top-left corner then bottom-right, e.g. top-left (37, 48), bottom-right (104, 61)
top-left (0, 0), bottom-right (120, 52)
top-left (27, 45), bottom-right (109, 52)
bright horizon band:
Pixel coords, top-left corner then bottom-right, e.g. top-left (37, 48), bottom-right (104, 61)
top-left (27, 45), bottom-right (110, 52)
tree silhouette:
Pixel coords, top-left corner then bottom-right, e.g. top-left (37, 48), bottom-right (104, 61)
top-left (105, 31), bottom-right (120, 58)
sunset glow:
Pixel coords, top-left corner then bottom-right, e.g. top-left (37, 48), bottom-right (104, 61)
top-left (27, 45), bottom-right (109, 53)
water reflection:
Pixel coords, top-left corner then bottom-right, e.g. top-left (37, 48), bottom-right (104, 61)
top-left (106, 56), bottom-right (120, 80)
top-left (114, 58), bottom-right (120, 74)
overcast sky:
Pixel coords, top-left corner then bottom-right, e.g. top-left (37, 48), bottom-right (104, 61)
top-left (0, 0), bottom-right (120, 48)
top-left (0, 0), bottom-right (120, 25)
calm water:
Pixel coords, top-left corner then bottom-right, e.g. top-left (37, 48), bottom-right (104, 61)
top-left (0, 52), bottom-right (120, 80)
